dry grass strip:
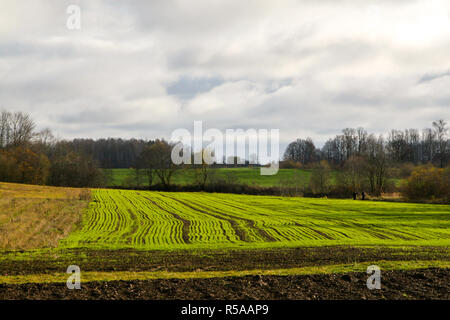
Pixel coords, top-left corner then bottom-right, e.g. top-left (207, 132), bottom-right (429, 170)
top-left (0, 182), bottom-right (89, 250)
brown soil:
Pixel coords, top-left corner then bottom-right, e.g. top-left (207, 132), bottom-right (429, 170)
top-left (1, 246), bottom-right (448, 276)
top-left (1, 268), bottom-right (448, 300)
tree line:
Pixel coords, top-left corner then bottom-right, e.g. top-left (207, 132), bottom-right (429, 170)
top-left (1, 109), bottom-right (448, 202)
top-left (0, 110), bottom-right (181, 188)
top-left (61, 138), bottom-right (152, 168)
top-left (284, 120), bottom-right (449, 168)
top-left (283, 120), bottom-right (449, 201)
top-left (0, 110), bottom-right (105, 187)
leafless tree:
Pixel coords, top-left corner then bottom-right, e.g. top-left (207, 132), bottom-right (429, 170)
top-left (10, 112), bottom-right (35, 147)
top-left (340, 155), bottom-right (367, 192)
top-left (0, 110), bottom-right (35, 148)
top-left (140, 140), bottom-right (179, 186)
top-left (283, 138), bottom-right (317, 164)
top-left (0, 110), bottom-right (10, 148)
top-left (433, 119), bottom-right (448, 168)
top-left (309, 160), bottom-right (332, 196)
top-left (356, 127), bottom-right (368, 154)
top-left (139, 144), bottom-right (158, 187)
top-left (33, 128), bottom-right (55, 154)
top-left (193, 149), bottom-right (213, 189)
top-left (365, 135), bottom-right (389, 196)
top-left (421, 128), bottom-right (436, 163)
top-left (342, 128), bottom-right (357, 159)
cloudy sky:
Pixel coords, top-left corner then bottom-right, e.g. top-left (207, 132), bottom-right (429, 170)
top-left (1, 0), bottom-right (449, 148)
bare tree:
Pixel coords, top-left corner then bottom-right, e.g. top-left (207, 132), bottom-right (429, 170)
top-left (193, 149), bottom-right (213, 189)
top-left (283, 138), bottom-right (317, 164)
top-left (9, 112), bottom-right (35, 147)
top-left (365, 135), bottom-right (389, 196)
top-left (342, 128), bottom-right (357, 159)
top-left (141, 140), bottom-right (179, 186)
top-left (433, 119), bottom-right (448, 168)
top-left (139, 144), bottom-right (158, 187)
top-left (34, 128), bottom-right (55, 154)
top-left (35, 128), bottom-right (54, 145)
top-left (0, 110), bottom-right (11, 148)
top-left (356, 127), bottom-right (368, 154)
top-left (421, 128), bottom-right (436, 164)
top-left (309, 160), bottom-right (332, 196)
top-left (339, 155), bottom-right (367, 193)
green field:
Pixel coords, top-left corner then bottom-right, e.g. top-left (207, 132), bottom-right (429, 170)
top-left (60, 189), bottom-right (450, 250)
top-left (1, 184), bottom-right (448, 291)
top-left (107, 167), bottom-right (327, 187)
top-left (106, 167), bottom-right (405, 189)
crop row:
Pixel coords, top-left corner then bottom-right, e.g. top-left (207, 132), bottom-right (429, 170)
top-left (60, 189), bottom-right (450, 249)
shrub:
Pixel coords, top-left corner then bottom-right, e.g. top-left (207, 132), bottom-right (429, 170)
top-left (279, 160), bottom-right (302, 169)
top-left (0, 147), bottom-right (50, 185)
top-left (402, 166), bottom-right (450, 202)
top-left (398, 162), bottom-right (416, 178)
top-left (49, 151), bottom-right (105, 187)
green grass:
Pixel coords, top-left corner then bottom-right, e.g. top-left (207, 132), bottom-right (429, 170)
top-left (106, 167), bottom-right (404, 188)
top-left (59, 189), bottom-right (450, 250)
top-left (106, 168), bottom-right (319, 187)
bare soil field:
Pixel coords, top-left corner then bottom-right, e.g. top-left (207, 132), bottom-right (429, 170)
top-left (1, 268), bottom-right (448, 300)
top-left (0, 183), bottom-right (448, 300)
top-left (1, 246), bottom-right (448, 275)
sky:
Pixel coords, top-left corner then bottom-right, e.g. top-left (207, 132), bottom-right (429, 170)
top-left (0, 0), bottom-right (449, 149)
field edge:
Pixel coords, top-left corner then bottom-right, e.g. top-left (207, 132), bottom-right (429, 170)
top-left (1, 260), bottom-right (448, 285)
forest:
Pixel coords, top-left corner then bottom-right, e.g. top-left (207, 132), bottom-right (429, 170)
top-left (0, 109), bottom-right (448, 202)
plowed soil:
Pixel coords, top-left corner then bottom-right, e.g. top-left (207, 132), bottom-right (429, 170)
top-left (1, 246), bottom-right (448, 275)
top-left (1, 268), bottom-right (448, 300)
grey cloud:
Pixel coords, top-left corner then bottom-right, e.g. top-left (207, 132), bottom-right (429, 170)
top-left (419, 71), bottom-right (450, 83)
top-left (0, 0), bottom-right (449, 145)
top-left (167, 76), bottom-right (224, 99)
top-left (0, 40), bottom-right (77, 58)
top-left (57, 108), bottom-right (122, 125)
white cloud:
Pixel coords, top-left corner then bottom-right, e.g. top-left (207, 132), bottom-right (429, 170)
top-left (0, 0), bottom-right (449, 147)
top-left (186, 81), bottom-right (269, 115)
